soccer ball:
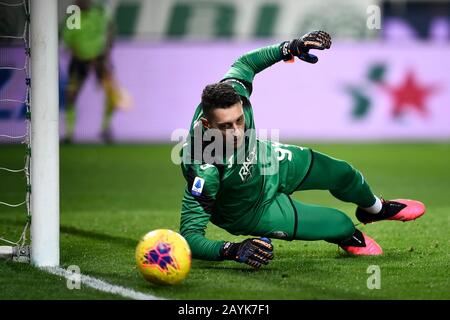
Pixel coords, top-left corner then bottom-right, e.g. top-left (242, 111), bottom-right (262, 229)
top-left (135, 229), bottom-right (191, 285)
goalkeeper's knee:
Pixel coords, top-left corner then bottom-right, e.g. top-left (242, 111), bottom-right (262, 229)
top-left (325, 211), bottom-right (355, 243)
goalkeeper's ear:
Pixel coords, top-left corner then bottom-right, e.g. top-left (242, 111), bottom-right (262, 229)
top-left (200, 117), bottom-right (211, 129)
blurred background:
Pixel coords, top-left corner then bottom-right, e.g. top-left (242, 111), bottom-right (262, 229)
top-left (1, 0), bottom-right (449, 142)
top-left (0, 1), bottom-right (449, 300)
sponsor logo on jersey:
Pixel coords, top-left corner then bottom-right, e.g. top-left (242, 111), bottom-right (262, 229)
top-left (239, 146), bottom-right (257, 182)
top-left (191, 177), bottom-right (205, 196)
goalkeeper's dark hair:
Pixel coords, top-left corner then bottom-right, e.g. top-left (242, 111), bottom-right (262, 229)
top-left (201, 82), bottom-right (242, 119)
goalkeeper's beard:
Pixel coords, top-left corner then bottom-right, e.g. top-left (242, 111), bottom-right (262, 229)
top-left (221, 134), bottom-right (245, 161)
top-left (226, 133), bottom-right (244, 151)
top-left (225, 127), bottom-right (245, 149)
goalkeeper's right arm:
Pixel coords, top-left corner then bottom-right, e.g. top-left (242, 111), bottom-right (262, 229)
top-left (180, 187), bottom-right (274, 269)
top-left (221, 30), bottom-right (332, 95)
top-left (180, 187), bottom-right (225, 261)
top-left (179, 163), bottom-right (225, 261)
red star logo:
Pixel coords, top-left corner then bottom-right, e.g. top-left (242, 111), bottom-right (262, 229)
top-left (382, 71), bottom-right (438, 118)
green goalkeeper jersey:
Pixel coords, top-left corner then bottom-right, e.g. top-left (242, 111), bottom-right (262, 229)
top-left (180, 44), bottom-right (295, 260)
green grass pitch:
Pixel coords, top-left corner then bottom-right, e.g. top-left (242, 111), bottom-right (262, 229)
top-left (0, 143), bottom-right (449, 299)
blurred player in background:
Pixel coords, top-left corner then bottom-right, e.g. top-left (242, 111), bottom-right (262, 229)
top-left (179, 31), bottom-right (426, 269)
top-left (61, 0), bottom-right (131, 143)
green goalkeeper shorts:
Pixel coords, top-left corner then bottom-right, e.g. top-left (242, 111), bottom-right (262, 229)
top-left (250, 192), bottom-right (355, 242)
top-left (248, 144), bottom-right (356, 242)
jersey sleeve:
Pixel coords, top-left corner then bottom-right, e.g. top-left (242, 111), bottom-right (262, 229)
top-left (179, 164), bottom-right (225, 261)
top-left (221, 43), bottom-right (284, 100)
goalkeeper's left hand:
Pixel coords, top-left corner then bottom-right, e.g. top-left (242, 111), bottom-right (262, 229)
top-left (281, 30), bottom-right (332, 64)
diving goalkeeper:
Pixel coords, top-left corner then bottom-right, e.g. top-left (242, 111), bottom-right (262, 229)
top-left (179, 31), bottom-right (426, 269)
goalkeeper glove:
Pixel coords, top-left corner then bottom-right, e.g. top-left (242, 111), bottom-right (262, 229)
top-left (280, 30), bottom-right (332, 64)
top-left (221, 237), bottom-right (274, 269)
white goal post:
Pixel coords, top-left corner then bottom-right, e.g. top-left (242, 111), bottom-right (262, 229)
top-left (29, 0), bottom-right (60, 267)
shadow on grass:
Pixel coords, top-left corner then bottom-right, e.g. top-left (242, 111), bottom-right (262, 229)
top-left (1, 218), bottom-right (138, 247)
top-left (60, 225), bottom-right (138, 247)
top-left (334, 249), bottom-right (418, 261)
top-left (194, 264), bottom-right (279, 273)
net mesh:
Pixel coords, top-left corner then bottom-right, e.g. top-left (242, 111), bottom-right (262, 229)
top-left (0, 0), bottom-right (31, 260)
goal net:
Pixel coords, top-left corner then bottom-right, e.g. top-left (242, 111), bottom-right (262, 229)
top-left (0, 0), bottom-right (59, 267)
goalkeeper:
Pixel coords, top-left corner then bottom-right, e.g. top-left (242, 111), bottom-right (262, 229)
top-left (179, 31), bottom-right (426, 269)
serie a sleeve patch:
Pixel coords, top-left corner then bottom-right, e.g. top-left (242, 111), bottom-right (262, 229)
top-left (191, 177), bottom-right (205, 196)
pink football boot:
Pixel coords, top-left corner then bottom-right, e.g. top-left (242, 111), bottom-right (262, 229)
top-left (339, 231), bottom-right (383, 256)
top-left (356, 199), bottom-right (426, 224)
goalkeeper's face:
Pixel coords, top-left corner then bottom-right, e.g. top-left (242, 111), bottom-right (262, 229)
top-left (203, 102), bottom-right (245, 149)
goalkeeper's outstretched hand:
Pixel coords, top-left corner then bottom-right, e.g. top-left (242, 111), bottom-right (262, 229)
top-left (221, 237), bottom-right (274, 269)
top-left (281, 30), bottom-right (332, 64)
